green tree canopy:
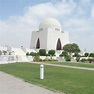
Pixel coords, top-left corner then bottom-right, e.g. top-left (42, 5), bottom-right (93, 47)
top-left (72, 43), bottom-right (80, 53)
top-left (48, 50), bottom-right (55, 56)
top-left (63, 43), bottom-right (80, 54)
top-left (62, 51), bottom-right (68, 56)
top-left (59, 51), bottom-right (68, 57)
top-left (39, 49), bottom-right (46, 56)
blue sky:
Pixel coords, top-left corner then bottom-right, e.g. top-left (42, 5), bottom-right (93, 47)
top-left (0, 0), bottom-right (94, 52)
top-left (0, 0), bottom-right (49, 20)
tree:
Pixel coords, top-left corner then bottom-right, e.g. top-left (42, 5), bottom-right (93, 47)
top-left (62, 51), bottom-right (68, 56)
top-left (48, 50), bottom-right (55, 56)
top-left (72, 43), bottom-right (80, 53)
top-left (73, 53), bottom-right (81, 57)
top-left (63, 44), bottom-right (72, 54)
top-left (59, 51), bottom-right (68, 57)
top-left (63, 43), bottom-right (80, 55)
top-left (39, 49), bottom-right (46, 56)
top-left (84, 53), bottom-right (89, 57)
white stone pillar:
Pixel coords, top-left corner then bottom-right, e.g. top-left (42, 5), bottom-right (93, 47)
top-left (40, 64), bottom-right (44, 79)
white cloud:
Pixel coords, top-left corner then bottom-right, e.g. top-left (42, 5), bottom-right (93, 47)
top-left (0, 0), bottom-right (94, 51)
top-left (64, 18), bottom-right (93, 31)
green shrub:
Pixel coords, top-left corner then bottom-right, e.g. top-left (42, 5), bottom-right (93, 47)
top-left (59, 54), bottom-right (63, 57)
top-left (50, 58), bottom-right (56, 61)
top-left (76, 56), bottom-right (80, 62)
top-left (89, 53), bottom-right (94, 57)
top-left (59, 51), bottom-right (71, 61)
top-left (39, 58), bottom-right (42, 61)
top-left (33, 55), bottom-right (41, 62)
top-left (30, 52), bottom-right (38, 56)
top-left (87, 58), bottom-right (94, 63)
top-left (59, 51), bottom-right (68, 57)
top-left (65, 55), bottom-right (71, 61)
top-left (26, 52), bottom-right (29, 56)
top-left (39, 49), bottom-right (46, 56)
top-left (48, 50), bottom-right (55, 56)
top-left (62, 51), bottom-right (68, 56)
top-left (84, 53), bottom-right (89, 57)
top-left (43, 57), bottom-right (50, 61)
top-left (80, 59), bottom-right (87, 62)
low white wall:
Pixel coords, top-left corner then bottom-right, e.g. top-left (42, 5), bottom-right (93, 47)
top-left (0, 55), bottom-right (16, 61)
top-left (40, 56), bottom-right (57, 60)
top-left (0, 55), bottom-right (30, 64)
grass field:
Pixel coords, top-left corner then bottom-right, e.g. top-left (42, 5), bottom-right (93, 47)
top-left (0, 62), bottom-right (94, 94)
top-left (45, 61), bottom-right (94, 68)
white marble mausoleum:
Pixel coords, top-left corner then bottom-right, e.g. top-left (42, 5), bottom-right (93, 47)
top-left (30, 18), bottom-right (69, 50)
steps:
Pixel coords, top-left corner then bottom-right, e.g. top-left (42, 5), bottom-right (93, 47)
top-left (17, 55), bottom-right (30, 62)
top-left (57, 57), bottom-right (65, 62)
top-left (12, 48), bottom-right (26, 55)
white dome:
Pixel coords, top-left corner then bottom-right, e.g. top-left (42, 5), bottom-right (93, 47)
top-left (39, 18), bottom-right (61, 31)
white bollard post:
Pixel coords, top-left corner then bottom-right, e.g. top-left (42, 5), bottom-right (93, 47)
top-left (40, 64), bottom-right (44, 79)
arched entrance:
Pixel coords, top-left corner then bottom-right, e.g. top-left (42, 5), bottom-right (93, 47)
top-left (36, 38), bottom-right (40, 49)
top-left (56, 38), bottom-right (62, 50)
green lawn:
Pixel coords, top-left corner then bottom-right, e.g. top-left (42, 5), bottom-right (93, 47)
top-left (45, 61), bottom-right (94, 68)
top-left (0, 62), bottom-right (94, 94)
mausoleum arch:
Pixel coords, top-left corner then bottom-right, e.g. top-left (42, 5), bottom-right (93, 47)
top-left (36, 38), bottom-right (40, 49)
top-left (56, 38), bottom-right (62, 50)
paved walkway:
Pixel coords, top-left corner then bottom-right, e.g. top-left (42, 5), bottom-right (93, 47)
top-left (0, 72), bottom-right (63, 94)
top-left (31, 62), bottom-right (94, 71)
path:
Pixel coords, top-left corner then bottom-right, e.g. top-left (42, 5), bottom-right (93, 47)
top-left (31, 62), bottom-right (94, 71)
top-left (0, 72), bottom-right (63, 94)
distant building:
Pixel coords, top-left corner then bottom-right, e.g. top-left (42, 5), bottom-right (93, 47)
top-left (30, 18), bottom-right (69, 50)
